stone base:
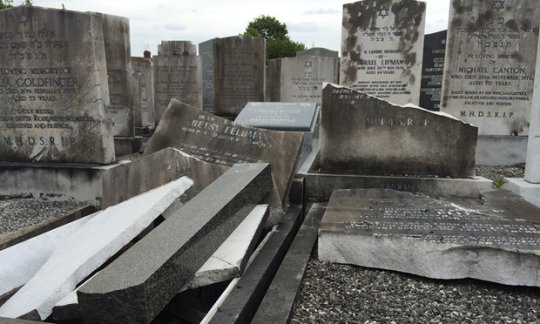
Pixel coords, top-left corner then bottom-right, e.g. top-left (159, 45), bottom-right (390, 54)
top-left (0, 161), bottom-right (127, 207)
top-left (476, 135), bottom-right (527, 166)
top-left (505, 178), bottom-right (540, 210)
top-left (114, 136), bottom-right (143, 156)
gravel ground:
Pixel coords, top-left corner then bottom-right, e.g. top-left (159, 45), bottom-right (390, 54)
top-left (475, 164), bottom-right (525, 181)
top-left (291, 256), bottom-right (539, 323)
top-left (0, 198), bottom-right (85, 234)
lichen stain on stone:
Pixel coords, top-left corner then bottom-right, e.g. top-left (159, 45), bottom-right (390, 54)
top-left (343, 63), bottom-right (358, 84)
top-left (520, 19), bottom-right (531, 32)
top-left (508, 118), bottom-right (529, 136)
top-left (505, 19), bottom-right (518, 31)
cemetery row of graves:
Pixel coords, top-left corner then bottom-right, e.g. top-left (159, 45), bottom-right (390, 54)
top-left (0, 0), bottom-right (538, 323)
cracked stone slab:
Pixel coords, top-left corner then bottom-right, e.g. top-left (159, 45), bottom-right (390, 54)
top-left (319, 189), bottom-right (540, 287)
top-left (78, 163), bottom-right (273, 324)
top-left (0, 177), bottom-right (194, 320)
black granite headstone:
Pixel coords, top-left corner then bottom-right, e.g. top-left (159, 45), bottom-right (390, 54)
top-left (420, 30), bottom-right (446, 111)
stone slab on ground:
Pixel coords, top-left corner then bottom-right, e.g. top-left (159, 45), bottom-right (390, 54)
top-left (78, 163), bottom-right (273, 324)
top-left (319, 189), bottom-right (540, 287)
top-left (252, 204), bottom-right (325, 324)
top-left (0, 177), bottom-right (194, 320)
top-left (207, 205), bottom-right (303, 324)
top-left (320, 84), bottom-right (477, 178)
top-left (184, 204), bottom-right (269, 291)
top-left (505, 179), bottom-right (540, 210)
top-left (102, 147), bottom-right (228, 208)
top-left (0, 214), bottom-right (97, 304)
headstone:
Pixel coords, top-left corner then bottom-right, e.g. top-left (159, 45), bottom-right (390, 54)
top-left (101, 147), bottom-right (229, 208)
top-left (0, 7), bottom-right (115, 164)
top-left (296, 47), bottom-right (338, 58)
top-left (199, 38), bottom-right (216, 113)
top-left (131, 57), bottom-right (155, 129)
top-left (153, 41), bottom-right (202, 123)
top-left (320, 84), bottom-right (477, 178)
top-left (319, 189), bottom-right (540, 287)
top-left (525, 36), bottom-right (540, 184)
top-left (144, 100), bottom-right (304, 209)
top-left (213, 36), bottom-right (265, 116)
top-left (340, 0), bottom-right (426, 105)
top-left (100, 14), bottom-right (134, 137)
top-left (441, 0), bottom-right (540, 135)
top-left (78, 163), bottom-right (273, 324)
top-left (0, 177), bottom-right (194, 320)
top-left (420, 30), bottom-right (446, 111)
top-left (266, 56), bottom-right (339, 104)
top-left (235, 102), bottom-right (318, 157)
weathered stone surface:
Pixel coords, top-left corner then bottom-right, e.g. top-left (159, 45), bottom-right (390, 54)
top-left (319, 189), bottom-right (540, 287)
top-left (154, 41), bottom-right (202, 122)
top-left (144, 100), bottom-right (304, 208)
top-left (340, 0), bottom-right (426, 105)
top-left (0, 177), bottom-right (193, 320)
top-left (296, 47), bottom-right (338, 58)
top-left (213, 36), bottom-right (265, 116)
top-left (131, 57), bottom-right (155, 128)
top-left (420, 30), bottom-right (446, 111)
top-left (441, 0), bottom-right (540, 136)
top-left (235, 102), bottom-right (318, 132)
top-left (102, 147), bottom-right (228, 208)
top-left (0, 7), bottom-right (114, 164)
top-left (526, 36), bottom-right (540, 183)
top-left (267, 56), bottom-right (338, 104)
top-left (78, 163), bottom-right (273, 324)
top-left (199, 38), bottom-right (216, 113)
top-left (100, 13), bottom-right (133, 137)
top-left (320, 84), bottom-right (477, 177)
top-left (184, 204), bottom-right (268, 290)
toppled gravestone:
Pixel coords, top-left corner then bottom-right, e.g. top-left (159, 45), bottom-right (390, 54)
top-left (320, 84), bottom-right (477, 178)
top-left (0, 177), bottom-right (194, 320)
top-left (319, 189), bottom-right (540, 287)
top-left (78, 163), bottom-right (273, 324)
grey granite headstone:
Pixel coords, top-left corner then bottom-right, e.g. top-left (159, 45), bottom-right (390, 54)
top-left (78, 163), bottom-right (273, 324)
top-left (267, 56), bottom-right (339, 104)
top-left (153, 41), bottom-right (202, 123)
top-left (441, 0), bottom-right (540, 135)
top-left (296, 47), bottom-right (338, 58)
top-left (199, 38), bottom-right (216, 113)
top-left (0, 7), bottom-right (115, 164)
top-left (320, 84), bottom-right (477, 178)
top-left (340, 0), bottom-right (426, 105)
top-left (420, 30), bottom-right (446, 111)
top-left (144, 99), bottom-right (304, 209)
top-left (131, 57), bottom-right (155, 128)
top-left (100, 14), bottom-right (133, 137)
top-left (319, 189), bottom-right (540, 287)
top-left (213, 36), bottom-right (265, 117)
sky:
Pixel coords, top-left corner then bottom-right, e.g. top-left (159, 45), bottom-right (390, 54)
top-left (31, 0), bottom-right (450, 56)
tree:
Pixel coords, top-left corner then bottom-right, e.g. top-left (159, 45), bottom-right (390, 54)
top-left (243, 15), bottom-right (306, 60)
top-left (0, 0), bottom-right (13, 9)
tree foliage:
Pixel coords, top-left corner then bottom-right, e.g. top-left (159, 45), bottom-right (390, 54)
top-left (0, 0), bottom-right (31, 9)
top-left (243, 15), bottom-right (306, 60)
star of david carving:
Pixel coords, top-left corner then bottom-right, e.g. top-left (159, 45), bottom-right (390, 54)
top-left (304, 60), bottom-right (313, 69)
top-left (378, 8), bottom-right (390, 18)
top-left (492, 0), bottom-right (505, 12)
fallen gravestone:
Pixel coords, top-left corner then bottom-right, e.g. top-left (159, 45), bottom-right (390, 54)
top-left (340, 0), bottom-right (426, 105)
top-left (320, 84), bottom-right (477, 178)
top-left (0, 177), bottom-right (194, 320)
top-left (0, 7), bottom-right (114, 164)
top-left (102, 147), bottom-right (228, 208)
top-left (420, 30), bottom-right (446, 111)
top-left (319, 189), bottom-right (540, 287)
top-left (144, 100), bottom-right (304, 211)
top-left (78, 163), bottom-right (273, 324)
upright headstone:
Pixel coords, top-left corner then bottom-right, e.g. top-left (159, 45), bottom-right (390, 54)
top-left (100, 14), bottom-right (133, 138)
top-left (0, 7), bottom-right (115, 164)
top-left (199, 38), bottom-right (216, 113)
top-left (420, 30), bottom-right (446, 111)
top-left (441, 0), bottom-right (540, 135)
top-left (153, 41), bottom-right (202, 123)
top-left (266, 55), bottom-right (339, 104)
top-left (526, 55), bottom-right (540, 184)
top-left (131, 57), bottom-right (155, 129)
top-left (320, 84), bottom-right (477, 178)
top-left (213, 36), bottom-right (265, 117)
top-left (340, 0), bottom-right (426, 105)
top-left (297, 47), bottom-right (338, 58)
